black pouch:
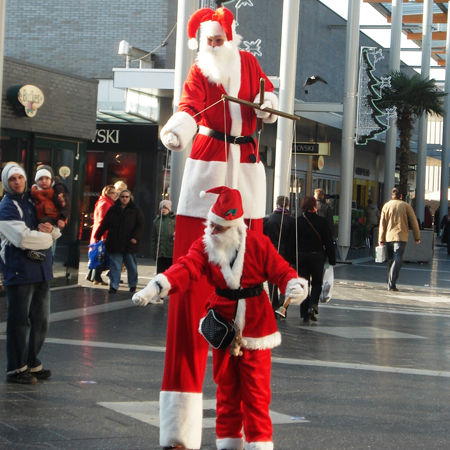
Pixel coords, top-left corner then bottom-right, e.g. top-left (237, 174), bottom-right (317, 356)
top-left (200, 309), bottom-right (236, 349)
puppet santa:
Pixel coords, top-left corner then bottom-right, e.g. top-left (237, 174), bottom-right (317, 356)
top-left (133, 187), bottom-right (307, 450)
top-left (157, 7), bottom-right (279, 449)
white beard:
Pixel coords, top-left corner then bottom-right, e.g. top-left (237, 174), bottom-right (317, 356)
top-left (196, 35), bottom-right (242, 90)
top-left (203, 222), bottom-right (242, 267)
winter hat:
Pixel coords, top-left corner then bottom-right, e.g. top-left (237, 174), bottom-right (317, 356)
top-left (35, 165), bottom-right (54, 182)
top-left (200, 186), bottom-right (244, 227)
top-left (187, 7), bottom-right (235, 50)
top-left (1, 163), bottom-right (27, 194)
top-left (159, 200), bottom-right (172, 211)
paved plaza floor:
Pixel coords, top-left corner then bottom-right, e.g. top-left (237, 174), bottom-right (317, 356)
top-left (1, 244), bottom-right (450, 449)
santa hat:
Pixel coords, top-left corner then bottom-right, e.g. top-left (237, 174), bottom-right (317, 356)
top-left (200, 186), bottom-right (244, 227)
top-left (187, 7), bottom-right (235, 50)
top-left (159, 199), bottom-right (172, 211)
top-left (35, 165), bottom-right (54, 182)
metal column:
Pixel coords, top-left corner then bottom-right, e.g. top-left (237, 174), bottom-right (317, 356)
top-left (337, 0), bottom-right (361, 262)
top-left (273, 0), bottom-right (301, 203)
top-left (439, 7), bottom-right (450, 217)
top-left (415, 0), bottom-right (433, 223)
top-left (383, 0), bottom-right (403, 203)
top-left (169, 0), bottom-right (197, 211)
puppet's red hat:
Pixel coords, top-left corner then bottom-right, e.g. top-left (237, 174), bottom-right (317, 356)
top-left (187, 7), bottom-right (234, 50)
top-left (200, 186), bottom-right (244, 227)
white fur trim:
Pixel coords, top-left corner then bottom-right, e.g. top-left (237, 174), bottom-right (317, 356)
top-left (153, 273), bottom-right (171, 298)
top-left (188, 37), bottom-right (198, 50)
top-left (177, 158), bottom-right (266, 220)
top-left (217, 437), bottom-right (244, 450)
top-left (159, 391), bottom-right (203, 448)
top-left (200, 20), bottom-right (225, 38)
top-left (244, 442), bottom-right (274, 450)
top-left (286, 277), bottom-right (308, 305)
top-left (219, 227), bottom-right (246, 289)
top-left (160, 111), bottom-right (197, 151)
top-left (253, 91), bottom-right (279, 124)
top-left (243, 331), bottom-right (281, 350)
top-left (234, 298), bottom-right (246, 334)
top-left (207, 210), bottom-right (244, 227)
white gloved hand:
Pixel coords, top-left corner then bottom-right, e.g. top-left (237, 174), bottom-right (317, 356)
top-left (255, 100), bottom-right (272, 119)
top-left (132, 281), bottom-right (160, 306)
top-left (288, 278), bottom-right (309, 304)
top-left (162, 132), bottom-right (180, 148)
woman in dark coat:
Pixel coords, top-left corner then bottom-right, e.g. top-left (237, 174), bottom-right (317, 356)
top-left (440, 207), bottom-right (450, 255)
top-left (94, 189), bottom-right (145, 293)
top-left (288, 196), bottom-right (336, 323)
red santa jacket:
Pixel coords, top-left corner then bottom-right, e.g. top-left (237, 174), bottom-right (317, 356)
top-left (161, 51), bottom-right (278, 222)
top-left (163, 228), bottom-right (299, 350)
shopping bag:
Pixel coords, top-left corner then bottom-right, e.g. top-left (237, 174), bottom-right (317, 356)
top-left (320, 264), bottom-right (334, 303)
top-left (88, 241), bottom-right (110, 271)
top-left (375, 245), bottom-right (386, 263)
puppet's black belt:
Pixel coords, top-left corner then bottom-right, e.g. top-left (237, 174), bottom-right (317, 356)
top-left (199, 126), bottom-right (256, 147)
top-left (215, 283), bottom-right (263, 300)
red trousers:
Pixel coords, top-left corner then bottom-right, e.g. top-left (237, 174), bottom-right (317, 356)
top-left (214, 348), bottom-right (273, 445)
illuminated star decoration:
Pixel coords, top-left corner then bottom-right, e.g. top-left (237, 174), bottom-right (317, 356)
top-left (235, 0), bottom-right (254, 8)
top-left (379, 76), bottom-right (391, 96)
top-left (243, 39), bottom-right (262, 57)
top-left (385, 107), bottom-right (398, 123)
top-left (369, 48), bottom-right (384, 65)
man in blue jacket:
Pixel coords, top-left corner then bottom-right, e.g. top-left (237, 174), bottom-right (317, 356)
top-left (0, 163), bottom-right (60, 385)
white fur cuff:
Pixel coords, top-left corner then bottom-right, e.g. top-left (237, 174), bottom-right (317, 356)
top-left (217, 437), bottom-right (244, 450)
top-left (154, 273), bottom-right (171, 298)
top-left (160, 111), bottom-right (197, 151)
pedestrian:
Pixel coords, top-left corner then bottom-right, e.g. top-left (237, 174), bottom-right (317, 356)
top-left (379, 187), bottom-right (421, 291)
top-left (0, 162), bottom-right (61, 384)
top-left (132, 186), bottom-right (307, 450)
top-left (158, 7), bottom-right (279, 448)
top-left (263, 195), bottom-right (295, 315)
top-left (94, 189), bottom-right (144, 293)
top-left (86, 184), bottom-right (117, 284)
top-left (435, 206), bottom-right (441, 235)
top-left (424, 205), bottom-right (433, 229)
top-left (151, 200), bottom-right (176, 275)
top-left (365, 198), bottom-right (380, 246)
top-left (440, 207), bottom-right (450, 255)
top-left (288, 196), bottom-right (336, 323)
top-left (314, 188), bottom-right (334, 235)
top-left (114, 180), bottom-right (127, 193)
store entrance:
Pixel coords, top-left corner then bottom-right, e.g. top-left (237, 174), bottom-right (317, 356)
top-left (34, 138), bottom-right (78, 285)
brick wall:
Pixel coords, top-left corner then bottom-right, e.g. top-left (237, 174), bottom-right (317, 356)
top-left (2, 57), bottom-right (98, 141)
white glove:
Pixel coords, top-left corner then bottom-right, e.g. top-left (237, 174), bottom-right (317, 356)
top-left (255, 100), bottom-right (272, 119)
top-left (162, 132), bottom-right (180, 148)
top-left (132, 280), bottom-right (160, 306)
top-left (288, 278), bottom-right (308, 304)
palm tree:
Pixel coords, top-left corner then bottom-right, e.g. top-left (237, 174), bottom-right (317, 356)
top-left (379, 71), bottom-right (446, 199)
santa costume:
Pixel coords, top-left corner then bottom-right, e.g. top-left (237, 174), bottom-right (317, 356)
top-left (133, 187), bottom-right (307, 450)
top-left (158, 7), bottom-right (279, 449)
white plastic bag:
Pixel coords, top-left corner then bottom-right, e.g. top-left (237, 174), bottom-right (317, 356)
top-left (320, 264), bottom-right (334, 303)
top-left (375, 245), bottom-right (386, 263)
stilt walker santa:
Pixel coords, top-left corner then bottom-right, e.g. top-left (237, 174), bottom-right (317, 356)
top-left (133, 187), bottom-right (308, 450)
top-left (157, 7), bottom-right (279, 450)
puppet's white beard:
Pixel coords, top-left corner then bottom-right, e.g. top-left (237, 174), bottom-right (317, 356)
top-left (204, 224), bottom-right (241, 265)
top-left (196, 42), bottom-right (240, 88)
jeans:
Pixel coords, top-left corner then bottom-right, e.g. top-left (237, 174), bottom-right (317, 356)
top-left (109, 252), bottom-right (138, 290)
top-left (386, 241), bottom-right (406, 289)
top-left (6, 281), bottom-right (50, 374)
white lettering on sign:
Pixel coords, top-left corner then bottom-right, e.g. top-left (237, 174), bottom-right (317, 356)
top-left (93, 129), bottom-right (120, 144)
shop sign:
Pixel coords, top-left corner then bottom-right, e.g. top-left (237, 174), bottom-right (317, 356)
top-left (292, 142), bottom-right (330, 156)
top-left (59, 166), bottom-right (71, 179)
top-left (7, 85), bottom-right (45, 117)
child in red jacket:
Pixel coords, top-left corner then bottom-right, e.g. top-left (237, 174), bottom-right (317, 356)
top-left (28, 165), bottom-right (70, 260)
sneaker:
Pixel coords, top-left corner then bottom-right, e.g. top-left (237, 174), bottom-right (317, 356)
top-left (149, 298), bottom-right (164, 305)
top-left (6, 370), bottom-right (37, 385)
top-left (27, 250), bottom-right (46, 261)
top-left (30, 368), bottom-right (52, 380)
top-left (129, 287), bottom-right (136, 293)
top-left (93, 280), bottom-right (108, 286)
top-left (108, 288), bottom-right (117, 294)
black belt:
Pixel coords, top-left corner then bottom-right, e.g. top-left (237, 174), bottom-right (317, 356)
top-left (199, 126), bottom-right (256, 148)
top-left (216, 283), bottom-right (264, 301)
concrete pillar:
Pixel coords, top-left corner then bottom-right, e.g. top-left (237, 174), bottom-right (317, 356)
top-left (273, 0), bottom-right (301, 205)
top-left (0, 0), bottom-right (6, 131)
top-left (337, 0), bottom-right (360, 261)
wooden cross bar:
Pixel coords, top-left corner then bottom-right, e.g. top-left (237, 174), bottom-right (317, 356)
top-left (221, 78), bottom-right (300, 122)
